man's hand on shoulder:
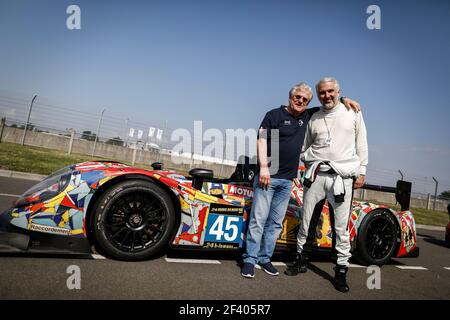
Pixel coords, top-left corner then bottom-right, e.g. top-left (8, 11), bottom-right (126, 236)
top-left (341, 97), bottom-right (361, 113)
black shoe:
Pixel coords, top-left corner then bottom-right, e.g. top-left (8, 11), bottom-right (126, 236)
top-left (260, 262), bottom-right (279, 276)
top-left (333, 265), bottom-right (350, 293)
top-left (284, 253), bottom-right (308, 276)
top-left (240, 263), bottom-right (255, 278)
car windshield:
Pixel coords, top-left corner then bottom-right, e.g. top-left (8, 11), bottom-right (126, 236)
top-left (19, 166), bottom-right (73, 201)
top-left (46, 165), bottom-right (74, 179)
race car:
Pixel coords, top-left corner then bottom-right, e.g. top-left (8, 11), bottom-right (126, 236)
top-left (0, 159), bottom-right (419, 265)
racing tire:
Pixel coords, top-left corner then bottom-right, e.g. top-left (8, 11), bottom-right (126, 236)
top-left (92, 179), bottom-right (176, 261)
top-left (355, 209), bottom-right (399, 266)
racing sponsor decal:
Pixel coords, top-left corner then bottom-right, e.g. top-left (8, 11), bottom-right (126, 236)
top-left (30, 223), bottom-right (71, 236)
top-left (207, 183), bottom-right (225, 196)
top-left (209, 203), bottom-right (243, 215)
top-left (166, 173), bottom-right (189, 182)
top-left (204, 214), bottom-right (244, 246)
top-left (209, 188), bottom-right (223, 196)
top-left (204, 242), bottom-right (240, 249)
top-left (228, 185), bottom-right (254, 198)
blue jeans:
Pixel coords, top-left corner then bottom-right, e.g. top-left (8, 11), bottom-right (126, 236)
top-left (243, 177), bottom-right (293, 265)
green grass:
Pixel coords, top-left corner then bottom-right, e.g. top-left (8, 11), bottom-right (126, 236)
top-left (0, 142), bottom-right (98, 175)
top-left (406, 207), bottom-right (448, 227)
top-left (0, 142), bottom-right (188, 176)
top-left (355, 198), bottom-right (449, 227)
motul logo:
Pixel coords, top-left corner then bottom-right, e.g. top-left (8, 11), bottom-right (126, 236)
top-left (229, 185), bottom-right (254, 198)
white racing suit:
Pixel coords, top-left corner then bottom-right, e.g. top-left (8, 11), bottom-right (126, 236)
top-left (297, 161), bottom-right (357, 266)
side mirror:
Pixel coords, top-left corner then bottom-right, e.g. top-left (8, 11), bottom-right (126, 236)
top-left (189, 168), bottom-right (214, 190)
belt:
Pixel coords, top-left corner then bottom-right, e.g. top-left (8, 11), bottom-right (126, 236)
top-left (318, 163), bottom-right (336, 175)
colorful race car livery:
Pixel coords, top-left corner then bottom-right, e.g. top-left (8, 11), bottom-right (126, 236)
top-left (0, 160), bottom-right (419, 265)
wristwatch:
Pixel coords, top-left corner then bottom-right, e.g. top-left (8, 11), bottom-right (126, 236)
top-left (339, 96), bottom-right (347, 104)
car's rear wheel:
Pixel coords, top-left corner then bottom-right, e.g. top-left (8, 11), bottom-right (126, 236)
top-left (92, 179), bottom-right (176, 261)
top-left (355, 209), bottom-right (399, 266)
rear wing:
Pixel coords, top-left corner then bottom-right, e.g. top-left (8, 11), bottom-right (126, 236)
top-left (362, 180), bottom-right (412, 211)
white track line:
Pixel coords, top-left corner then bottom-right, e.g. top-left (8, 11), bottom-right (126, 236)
top-left (444, 267), bottom-right (450, 271)
top-left (0, 193), bottom-right (20, 198)
top-left (348, 264), bottom-right (367, 268)
top-left (91, 254), bottom-right (106, 260)
top-left (165, 258), bottom-right (221, 264)
top-left (395, 266), bottom-right (428, 270)
top-left (255, 262), bottom-right (287, 269)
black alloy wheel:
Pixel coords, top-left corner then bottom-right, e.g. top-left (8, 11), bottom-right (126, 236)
top-left (366, 217), bottom-right (396, 260)
top-left (356, 209), bottom-right (399, 266)
top-left (92, 179), bottom-right (176, 261)
top-left (105, 192), bottom-right (167, 252)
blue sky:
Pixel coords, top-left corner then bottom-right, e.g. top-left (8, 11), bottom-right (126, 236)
top-left (0, 0), bottom-right (449, 193)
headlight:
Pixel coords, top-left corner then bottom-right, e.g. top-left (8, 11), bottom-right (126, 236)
top-left (15, 167), bottom-right (73, 207)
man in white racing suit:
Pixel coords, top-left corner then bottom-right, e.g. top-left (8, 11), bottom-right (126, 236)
top-left (286, 77), bottom-right (368, 293)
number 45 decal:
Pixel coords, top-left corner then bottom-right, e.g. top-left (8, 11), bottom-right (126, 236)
top-left (205, 214), bottom-right (243, 243)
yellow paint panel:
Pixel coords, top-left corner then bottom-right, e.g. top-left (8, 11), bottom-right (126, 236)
top-left (281, 218), bottom-right (289, 239)
top-left (57, 211), bottom-right (69, 228)
top-left (180, 196), bottom-right (190, 211)
top-left (203, 207), bottom-right (211, 231)
top-left (317, 213), bottom-right (332, 246)
top-left (71, 229), bottom-right (84, 235)
top-left (99, 176), bottom-right (114, 186)
top-left (194, 191), bottom-right (219, 203)
top-left (44, 207), bottom-right (56, 214)
top-left (45, 193), bottom-right (65, 208)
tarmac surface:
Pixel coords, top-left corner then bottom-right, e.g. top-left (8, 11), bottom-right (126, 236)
top-left (0, 176), bottom-right (449, 300)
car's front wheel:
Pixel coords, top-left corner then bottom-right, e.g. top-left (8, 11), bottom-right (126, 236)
top-left (92, 179), bottom-right (176, 261)
top-left (355, 209), bottom-right (399, 266)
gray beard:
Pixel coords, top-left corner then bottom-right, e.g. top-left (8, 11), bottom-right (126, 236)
top-left (323, 103), bottom-right (336, 110)
top-left (322, 99), bottom-right (339, 110)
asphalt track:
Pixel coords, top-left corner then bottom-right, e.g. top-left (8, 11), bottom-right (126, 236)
top-left (0, 176), bottom-right (449, 300)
